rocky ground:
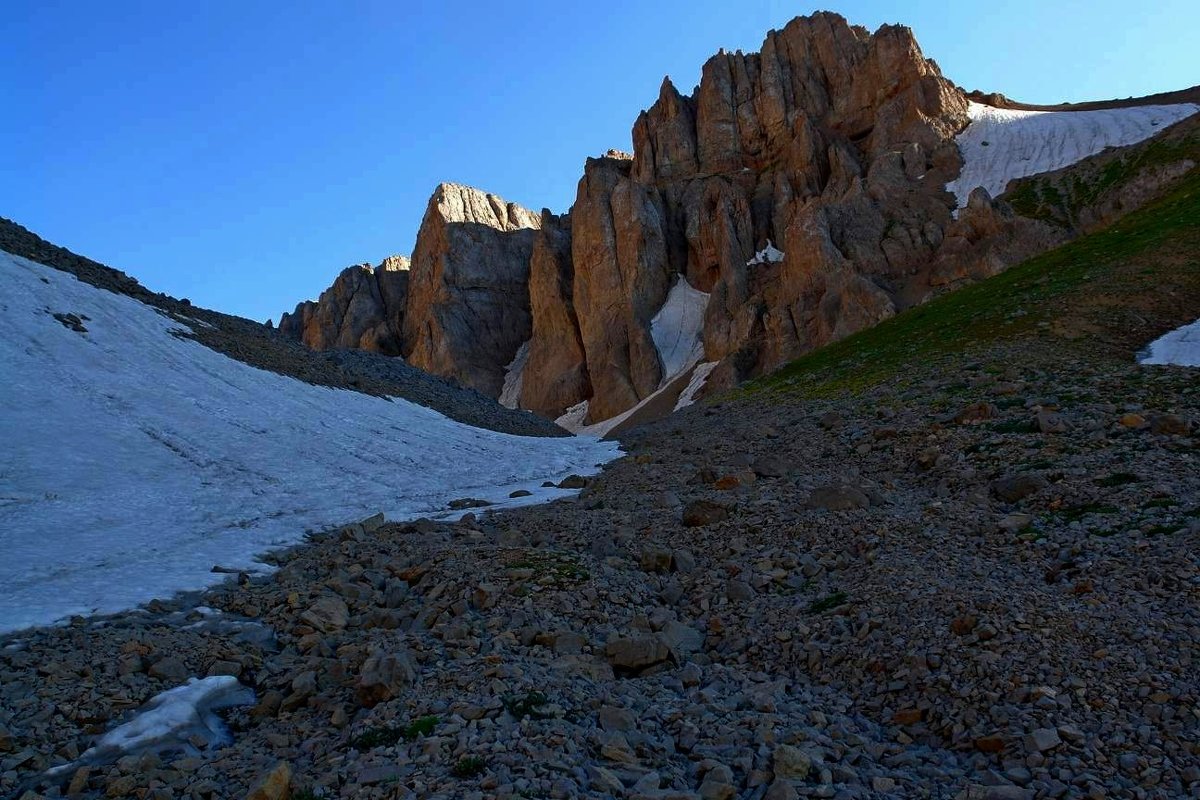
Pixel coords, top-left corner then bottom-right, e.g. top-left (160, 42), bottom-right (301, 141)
top-left (0, 218), bottom-right (565, 438)
top-left (2, 108), bottom-right (1198, 800)
top-left (2, 324), bottom-right (1196, 799)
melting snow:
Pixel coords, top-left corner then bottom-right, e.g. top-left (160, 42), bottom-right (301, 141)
top-left (650, 276), bottom-right (709, 385)
top-left (555, 276), bottom-right (711, 436)
top-left (498, 340), bottom-right (530, 409)
top-left (674, 361), bottom-right (718, 411)
top-left (0, 251), bottom-right (618, 634)
top-left (48, 676), bottom-right (255, 775)
top-left (947, 101), bottom-right (1200, 208)
top-left (747, 240), bottom-right (785, 266)
top-left (1138, 319), bottom-right (1200, 367)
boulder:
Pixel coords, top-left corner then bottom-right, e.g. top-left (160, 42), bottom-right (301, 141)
top-left (300, 596), bottom-right (349, 634)
top-left (278, 257), bottom-right (409, 354)
top-left (682, 498), bottom-right (734, 527)
top-left (605, 635), bottom-right (672, 674)
top-left (355, 648), bottom-right (417, 708)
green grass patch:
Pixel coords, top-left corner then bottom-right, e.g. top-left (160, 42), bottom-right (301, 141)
top-left (743, 169), bottom-right (1200, 401)
top-left (351, 715), bottom-right (439, 749)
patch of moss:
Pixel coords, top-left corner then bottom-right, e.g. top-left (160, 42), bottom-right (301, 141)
top-left (452, 756), bottom-right (487, 778)
top-left (808, 591), bottom-right (848, 614)
top-left (503, 690), bottom-right (552, 720)
top-left (351, 715), bottom-right (439, 749)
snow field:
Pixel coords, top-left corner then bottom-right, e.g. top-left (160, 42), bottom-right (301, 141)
top-left (0, 251), bottom-right (618, 633)
top-left (947, 101), bottom-right (1200, 207)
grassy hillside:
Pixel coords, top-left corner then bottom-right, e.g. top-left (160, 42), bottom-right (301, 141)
top-left (749, 166), bottom-right (1200, 400)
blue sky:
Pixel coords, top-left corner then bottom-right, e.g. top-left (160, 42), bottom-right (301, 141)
top-left (4, 0), bottom-right (1197, 322)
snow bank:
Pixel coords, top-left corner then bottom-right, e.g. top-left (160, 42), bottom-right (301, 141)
top-left (555, 276), bottom-right (711, 436)
top-left (650, 276), bottom-right (709, 385)
top-left (947, 101), bottom-right (1200, 207)
top-left (498, 340), bottom-right (530, 409)
top-left (674, 361), bottom-right (718, 411)
top-left (1138, 319), bottom-right (1200, 367)
top-left (747, 241), bottom-right (785, 266)
top-left (0, 251), bottom-right (618, 634)
top-left (48, 676), bottom-right (255, 774)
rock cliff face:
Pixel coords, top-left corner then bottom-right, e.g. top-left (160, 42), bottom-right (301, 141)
top-left (520, 211), bottom-right (590, 418)
top-left (277, 11), bottom-right (1195, 428)
top-left (401, 183), bottom-right (541, 397)
top-left (278, 256), bottom-right (409, 354)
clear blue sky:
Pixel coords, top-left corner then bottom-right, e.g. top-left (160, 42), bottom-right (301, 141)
top-left (4, 0), bottom-right (1197, 322)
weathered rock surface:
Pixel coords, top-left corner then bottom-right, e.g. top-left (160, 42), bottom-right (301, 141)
top-left (279, 257), bottom-right (409, 354)
top-left (401, 183), bottom-right (542, 397)
top-left (275, 12), bottom-right (1197, 432)
top-left (521, 211), bottom-right (591, 417)
top-left (570, 152), bottom-right (674, 421)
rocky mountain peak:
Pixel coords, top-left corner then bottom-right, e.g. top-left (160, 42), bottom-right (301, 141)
top-left (275, 11), bottom-right (1197, 434)
top-left (428, 182), bottom-right (542, 232)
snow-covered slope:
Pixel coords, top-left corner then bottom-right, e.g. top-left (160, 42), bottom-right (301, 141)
top-left (1139, 319), bottom-right (1200, 367)
top-left (650, 276), bottom-right (709, 385)
top-left (947, 101), bottom-right (1200, 207)
top-left (498, 340), bottom-right (530, 409)
top-left (0, 251), bottom-right (618, 634)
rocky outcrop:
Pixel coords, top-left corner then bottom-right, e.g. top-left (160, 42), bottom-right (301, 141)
top-left (402, 183), bottom-right (541, 397)
top-left (520, 211), bottom-right (591, 418)
top-left (277, 11), bottom-right (1196, 429)
top-left (278, 257), bottom-right (409, 354)
top-left (627, 12), bottom-right (970, 387)
top-left (570, 152), bottom-right (675, 422)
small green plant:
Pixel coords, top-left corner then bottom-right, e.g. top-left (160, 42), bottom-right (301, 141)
top-left (351, 715), bottom-right (439, 749)
top-left (506, 551), bottom-right (590, 584)
top-left (990, 418), bottom-right (1034, 434)
top-left (1059, 503), bottom-right (1119, 522)
top-left (503, 690), bottom-right (551, 720)
top-left (1094, 472), bottom-right (1141, 487)
top-left (1142, 498), bottom-right (1178, 509)
top-left (451, 755), bottom-right (487, 778)
top-left (808, 591), bottom-right (848, 614)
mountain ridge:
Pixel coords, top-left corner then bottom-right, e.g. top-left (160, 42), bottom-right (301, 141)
top-left (276, 11), bottom-right (1199, 433)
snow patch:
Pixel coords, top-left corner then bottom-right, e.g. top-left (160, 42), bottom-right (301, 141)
top-left (554, 400), bottom-right (593, 436)
top-left (48, 676), bottom-right (255, 774)
top-left (674, 361), bottom-right (718, 411)
top-left (0, 251), bottom-right (618, 634)
top-left (947, 101), bottom-right (1200, 208)
top-left (1138, 319), bottom-right (1200, 367)
top-left (555, 277), bottom-right (711, 436)
top-left (499, 340), bottom-right (530, 409)
top-left (747, 240), bottom-right (785, 266)
top-left (650, 276), bottom-right (709, 385)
